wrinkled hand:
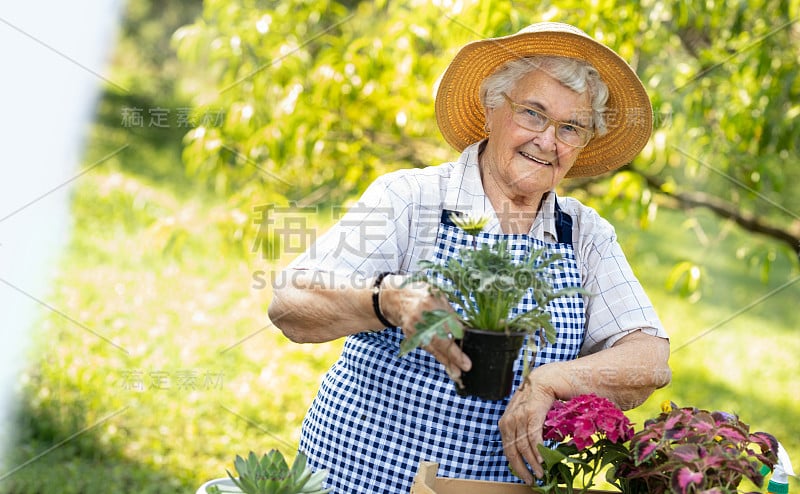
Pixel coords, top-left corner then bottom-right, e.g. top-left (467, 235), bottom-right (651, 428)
top-left (380, 275), bottom-right (471, 378)
top-left (498, 373), bottom-right (558, 484)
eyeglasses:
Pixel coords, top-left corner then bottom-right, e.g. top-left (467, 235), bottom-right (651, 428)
top-left (501, 93), bottom-right (594, 148)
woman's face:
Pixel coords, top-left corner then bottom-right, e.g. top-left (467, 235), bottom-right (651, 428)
top-left (480, 69), bottom-right (592, 204)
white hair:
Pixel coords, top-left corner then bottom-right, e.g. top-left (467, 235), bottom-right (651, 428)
top-left (480, 56), bottom-right (610, 136)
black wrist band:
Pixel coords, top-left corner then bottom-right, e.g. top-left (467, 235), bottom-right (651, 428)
top-left (372, 272), bottom-right (395, 328)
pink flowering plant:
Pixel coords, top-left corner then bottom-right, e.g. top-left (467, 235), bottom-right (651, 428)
top-left (532, 395), bottom-right (779, 494)
top-left (533, 393), bottom-right (634, 493)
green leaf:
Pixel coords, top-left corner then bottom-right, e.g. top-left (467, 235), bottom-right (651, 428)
top-left (289, 451), bottom-right (308, 479)
top-left (398, 310), bottom-right (461, 356)
top-left (537, 443), bottom-right (568, 468)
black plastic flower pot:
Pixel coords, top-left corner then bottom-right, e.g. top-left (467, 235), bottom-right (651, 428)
top-left (456, 328), bottom-right (525, 400)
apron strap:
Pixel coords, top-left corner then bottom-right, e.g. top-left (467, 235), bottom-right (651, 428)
top-left (440, 209), bottom-right (458, 226)
top-left (554, 198), bottom-right (573, 246)
top-left (440, 199), bottom-right (574, 246)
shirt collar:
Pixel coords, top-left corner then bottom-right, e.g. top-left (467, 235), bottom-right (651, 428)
top-left (530, 191), bottom-right (559, 241)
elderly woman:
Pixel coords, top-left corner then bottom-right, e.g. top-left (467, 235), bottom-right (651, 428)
top-left (269, 22), bottom-right (670, 492)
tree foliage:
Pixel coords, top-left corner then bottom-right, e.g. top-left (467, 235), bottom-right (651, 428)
top-left (630, 0), bottom-right (800, 258)
top-left (173, 0), bottom-right (800, 281)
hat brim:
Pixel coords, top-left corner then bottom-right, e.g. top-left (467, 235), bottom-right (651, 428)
top-left (435, 26), bottom-right (653, 177)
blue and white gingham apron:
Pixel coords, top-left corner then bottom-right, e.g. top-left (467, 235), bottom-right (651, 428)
top-left (300, 201), bottom-right (586, 493)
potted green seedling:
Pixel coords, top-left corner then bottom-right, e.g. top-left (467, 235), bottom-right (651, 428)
top-left (400, 213), bottom-right (587, 400)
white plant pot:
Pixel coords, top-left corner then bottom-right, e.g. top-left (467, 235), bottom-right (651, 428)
top-left (195, 477), bottom-right (241, 494)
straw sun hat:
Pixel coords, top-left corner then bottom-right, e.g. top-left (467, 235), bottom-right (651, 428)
top-left (435, 22), bottom-right (653, 178)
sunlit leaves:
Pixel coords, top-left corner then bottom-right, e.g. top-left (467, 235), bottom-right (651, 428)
top-left (173, 0), bottom-right (460, 204)
top-left (173, 0), bottom-right (800, 274)
top-left (666, 260), bottom-right (703, 301)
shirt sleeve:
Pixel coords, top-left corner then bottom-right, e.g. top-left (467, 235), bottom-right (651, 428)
top-left (575, 207), bottom-right (668, 355)
top-left (287, 173), bottom-right (412, 278)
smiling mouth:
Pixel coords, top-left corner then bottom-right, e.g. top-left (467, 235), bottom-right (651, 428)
top-left (520, 151), bottom-right (552, 166)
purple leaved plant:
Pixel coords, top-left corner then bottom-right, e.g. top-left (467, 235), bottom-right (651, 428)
top-left (615, 406), bottom-right (778, 494)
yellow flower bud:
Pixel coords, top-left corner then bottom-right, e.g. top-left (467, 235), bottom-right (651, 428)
top-left (449, 212), bottom-right (490, 236)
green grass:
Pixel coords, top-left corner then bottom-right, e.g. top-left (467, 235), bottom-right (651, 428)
top-left (1, 168), bottom-right (343, 493)
top-left (3, 165), bottom-right (798, 492)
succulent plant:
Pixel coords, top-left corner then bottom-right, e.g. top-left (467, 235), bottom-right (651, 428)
top-left (207, 450), bottom-right (331, 494)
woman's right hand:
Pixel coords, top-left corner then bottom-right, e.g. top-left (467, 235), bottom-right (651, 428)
top-left (379, 274), bottom-right (472, 378)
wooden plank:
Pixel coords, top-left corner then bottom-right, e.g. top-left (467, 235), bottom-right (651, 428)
top-left (410, 462), bottom-right (614, 494)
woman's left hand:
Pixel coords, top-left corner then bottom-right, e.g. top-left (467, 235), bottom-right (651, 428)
top-left (498, 331), bottom-right (671, 484)
top-left (498, 363), bottom-right (567, 484)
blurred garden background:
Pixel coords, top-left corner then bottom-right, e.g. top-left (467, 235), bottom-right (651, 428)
top-left (1, 0), bottom-right (798, 492)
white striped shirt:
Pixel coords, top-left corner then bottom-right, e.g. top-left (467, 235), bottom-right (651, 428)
top-left (289, 141), bottom-right (667, 354)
